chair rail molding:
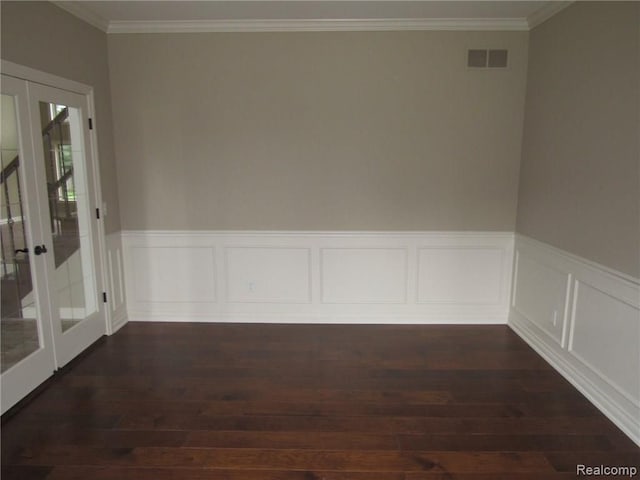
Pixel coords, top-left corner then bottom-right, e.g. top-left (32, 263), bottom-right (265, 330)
top-left (120, 230), bottom-right (514, 325)
top-left (509, 234), bottom-right (640, 447)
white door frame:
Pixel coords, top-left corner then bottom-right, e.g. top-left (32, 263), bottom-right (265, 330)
top-left (1, 59), bottom-right (112, 336)
top-left (27, 82), bottom-right (106, 367)
top-left (0, 74), bottom-right (56, 413)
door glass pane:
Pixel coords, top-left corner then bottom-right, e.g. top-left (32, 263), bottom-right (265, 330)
top-left (39, 101), bottom-right (96, 333)
top-left (1, 94), bottom-right (40, 372)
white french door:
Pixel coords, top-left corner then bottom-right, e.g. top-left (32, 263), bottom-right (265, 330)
top-left (1, 76), bottom-right (56, 412)
top-left (1, 74), bottom-right (106, 413)
top-left (28, 82), bottom-right (106, 368)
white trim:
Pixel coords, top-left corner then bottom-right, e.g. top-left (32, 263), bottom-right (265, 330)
top-left (1, 61), bottom-right (91, 95)
top-left (51, 1), bottom-right (572, 34)
top-left (0, 75), bottom-right (57, 414)
top-left (128, 312), bottom-right (509, 325)
top-left (86, 88), bottom-right (112, 337)
top-left (509, 234), bottom-right (640, 447)
top-left (51, 1), bottom-right (110, 32)
top-left (0, 61), bottom-right (110, 358)
top-left (526, 1), bottom-right (573, 29)
top-left (110, 305), bottom-right (128, 333)
top-left (121, 230), bottom-right (512, 239)
top-left (510, 316), bottom-right (640, 447)
top-left (106, 232), bottom-right (128, 334)
top-left (121, 230), bottom-right (514, 325)
top-left (567, 280), bottom-right (640, 408)
top-left (25, 82), bottom-right (107, 368)
top-left (106, 17), bottom-right (529, 34)
top-left (515, 233), bottom-right (639, 287)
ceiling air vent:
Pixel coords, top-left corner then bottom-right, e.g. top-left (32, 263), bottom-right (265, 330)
top-left (467, 49), bottom-right (508, 69)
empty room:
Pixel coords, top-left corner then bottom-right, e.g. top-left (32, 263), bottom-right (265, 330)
top-left (1, 0), bottom-right (639, 478)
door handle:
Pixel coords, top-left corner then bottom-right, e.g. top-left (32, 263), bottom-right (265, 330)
top-left (15, 248), bottom-right (29, 254)
top-left (34, 245), bottom-right (47, 255)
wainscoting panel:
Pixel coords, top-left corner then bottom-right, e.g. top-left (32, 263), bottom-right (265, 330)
top-left (226, 247), bottom-right (311, 303)
top-left (131, 246), bottom-right (216, 303)
top-left (121, 231), bottom-right (513, 324)
top-left (417, 247), bottom-right (504, 304)
top-left (321, 248), bottom-right (407, 304)
top-left (570, 280), bottom-right (640, 407)
top-left (106, 232), bottom-right (127, 332)
top-left (509, 234), bottom-right (640, 446)
top-left (512, 251), bottom-right (569, 346)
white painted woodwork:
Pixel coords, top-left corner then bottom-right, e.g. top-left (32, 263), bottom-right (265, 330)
top-left (121, 231), bottom-right (513, 323)
top-left (417, 247), bottom-right (504, 304)
top-left (52, 1), bottom-right (571, 33)
top-left (0, 74), bottom-right (55, 414)
top-left (321, 248), bottom-right (407, 304)
top-left (512, 251), bottom-right (569, 346)
top-left (1, 62), bottom-right (109, 413)
top-left (226, 247), bottom-right (311, 304)
top-left (509, 234), bottom-right (640, 447)
top-left (132, 246), bottom-right (216, 303)
top-left (106, 231), bottom-right (127, 332)
top-left (569, 281), bottom-right (640, 406)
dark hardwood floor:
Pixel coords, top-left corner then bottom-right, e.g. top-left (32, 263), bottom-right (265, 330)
top-left (2, 323), bottom-right (639, 479)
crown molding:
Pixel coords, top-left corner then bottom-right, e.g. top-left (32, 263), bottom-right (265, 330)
top-left (106, 17), bottom-right (529, 33)
top-left (54, 0), bottom-right (576, 34)
top-left (52, 1), bottom-right (109, 32)
top-left (527, 1), bottom-right (573, 29)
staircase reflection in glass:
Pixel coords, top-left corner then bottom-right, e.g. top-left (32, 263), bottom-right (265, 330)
top-left (1, 94), bottom-right (39, 373)
top-left (39, 101), bottom-right (96, 333)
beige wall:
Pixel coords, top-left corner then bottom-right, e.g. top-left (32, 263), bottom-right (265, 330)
top-left (109, 31), bottom-right (528, 231)
top-left (516, 2), bottom-right (640, 278)
top-left (1, 1), bottom-right (121, 234)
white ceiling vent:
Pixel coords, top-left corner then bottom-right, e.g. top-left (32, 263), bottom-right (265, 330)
top-left (467, 49), bottom-right (508, 69)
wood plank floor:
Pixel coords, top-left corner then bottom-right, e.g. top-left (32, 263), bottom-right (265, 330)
top-left (2, 323), bottom-right (639, 479)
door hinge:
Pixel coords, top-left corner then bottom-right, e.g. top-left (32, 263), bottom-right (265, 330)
top-left (103, 292), bottom-right (107, 303)
top-left (96, 208), bottom-right (100, 219)
top-left (88, 118), bottom-right (93, 130)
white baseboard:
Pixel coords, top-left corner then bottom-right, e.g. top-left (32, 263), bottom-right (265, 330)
top-left (509, 234), bottom-right (640, 447)
top-left (110, 305), bottom-right (128, 333)
top-left (121, 230), bottom-right (514, 324)
top-left (124, 311), bottom-right (509, 324)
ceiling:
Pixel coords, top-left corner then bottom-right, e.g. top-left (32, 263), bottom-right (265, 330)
top-left (53, 1), bottom-right (572, 33)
